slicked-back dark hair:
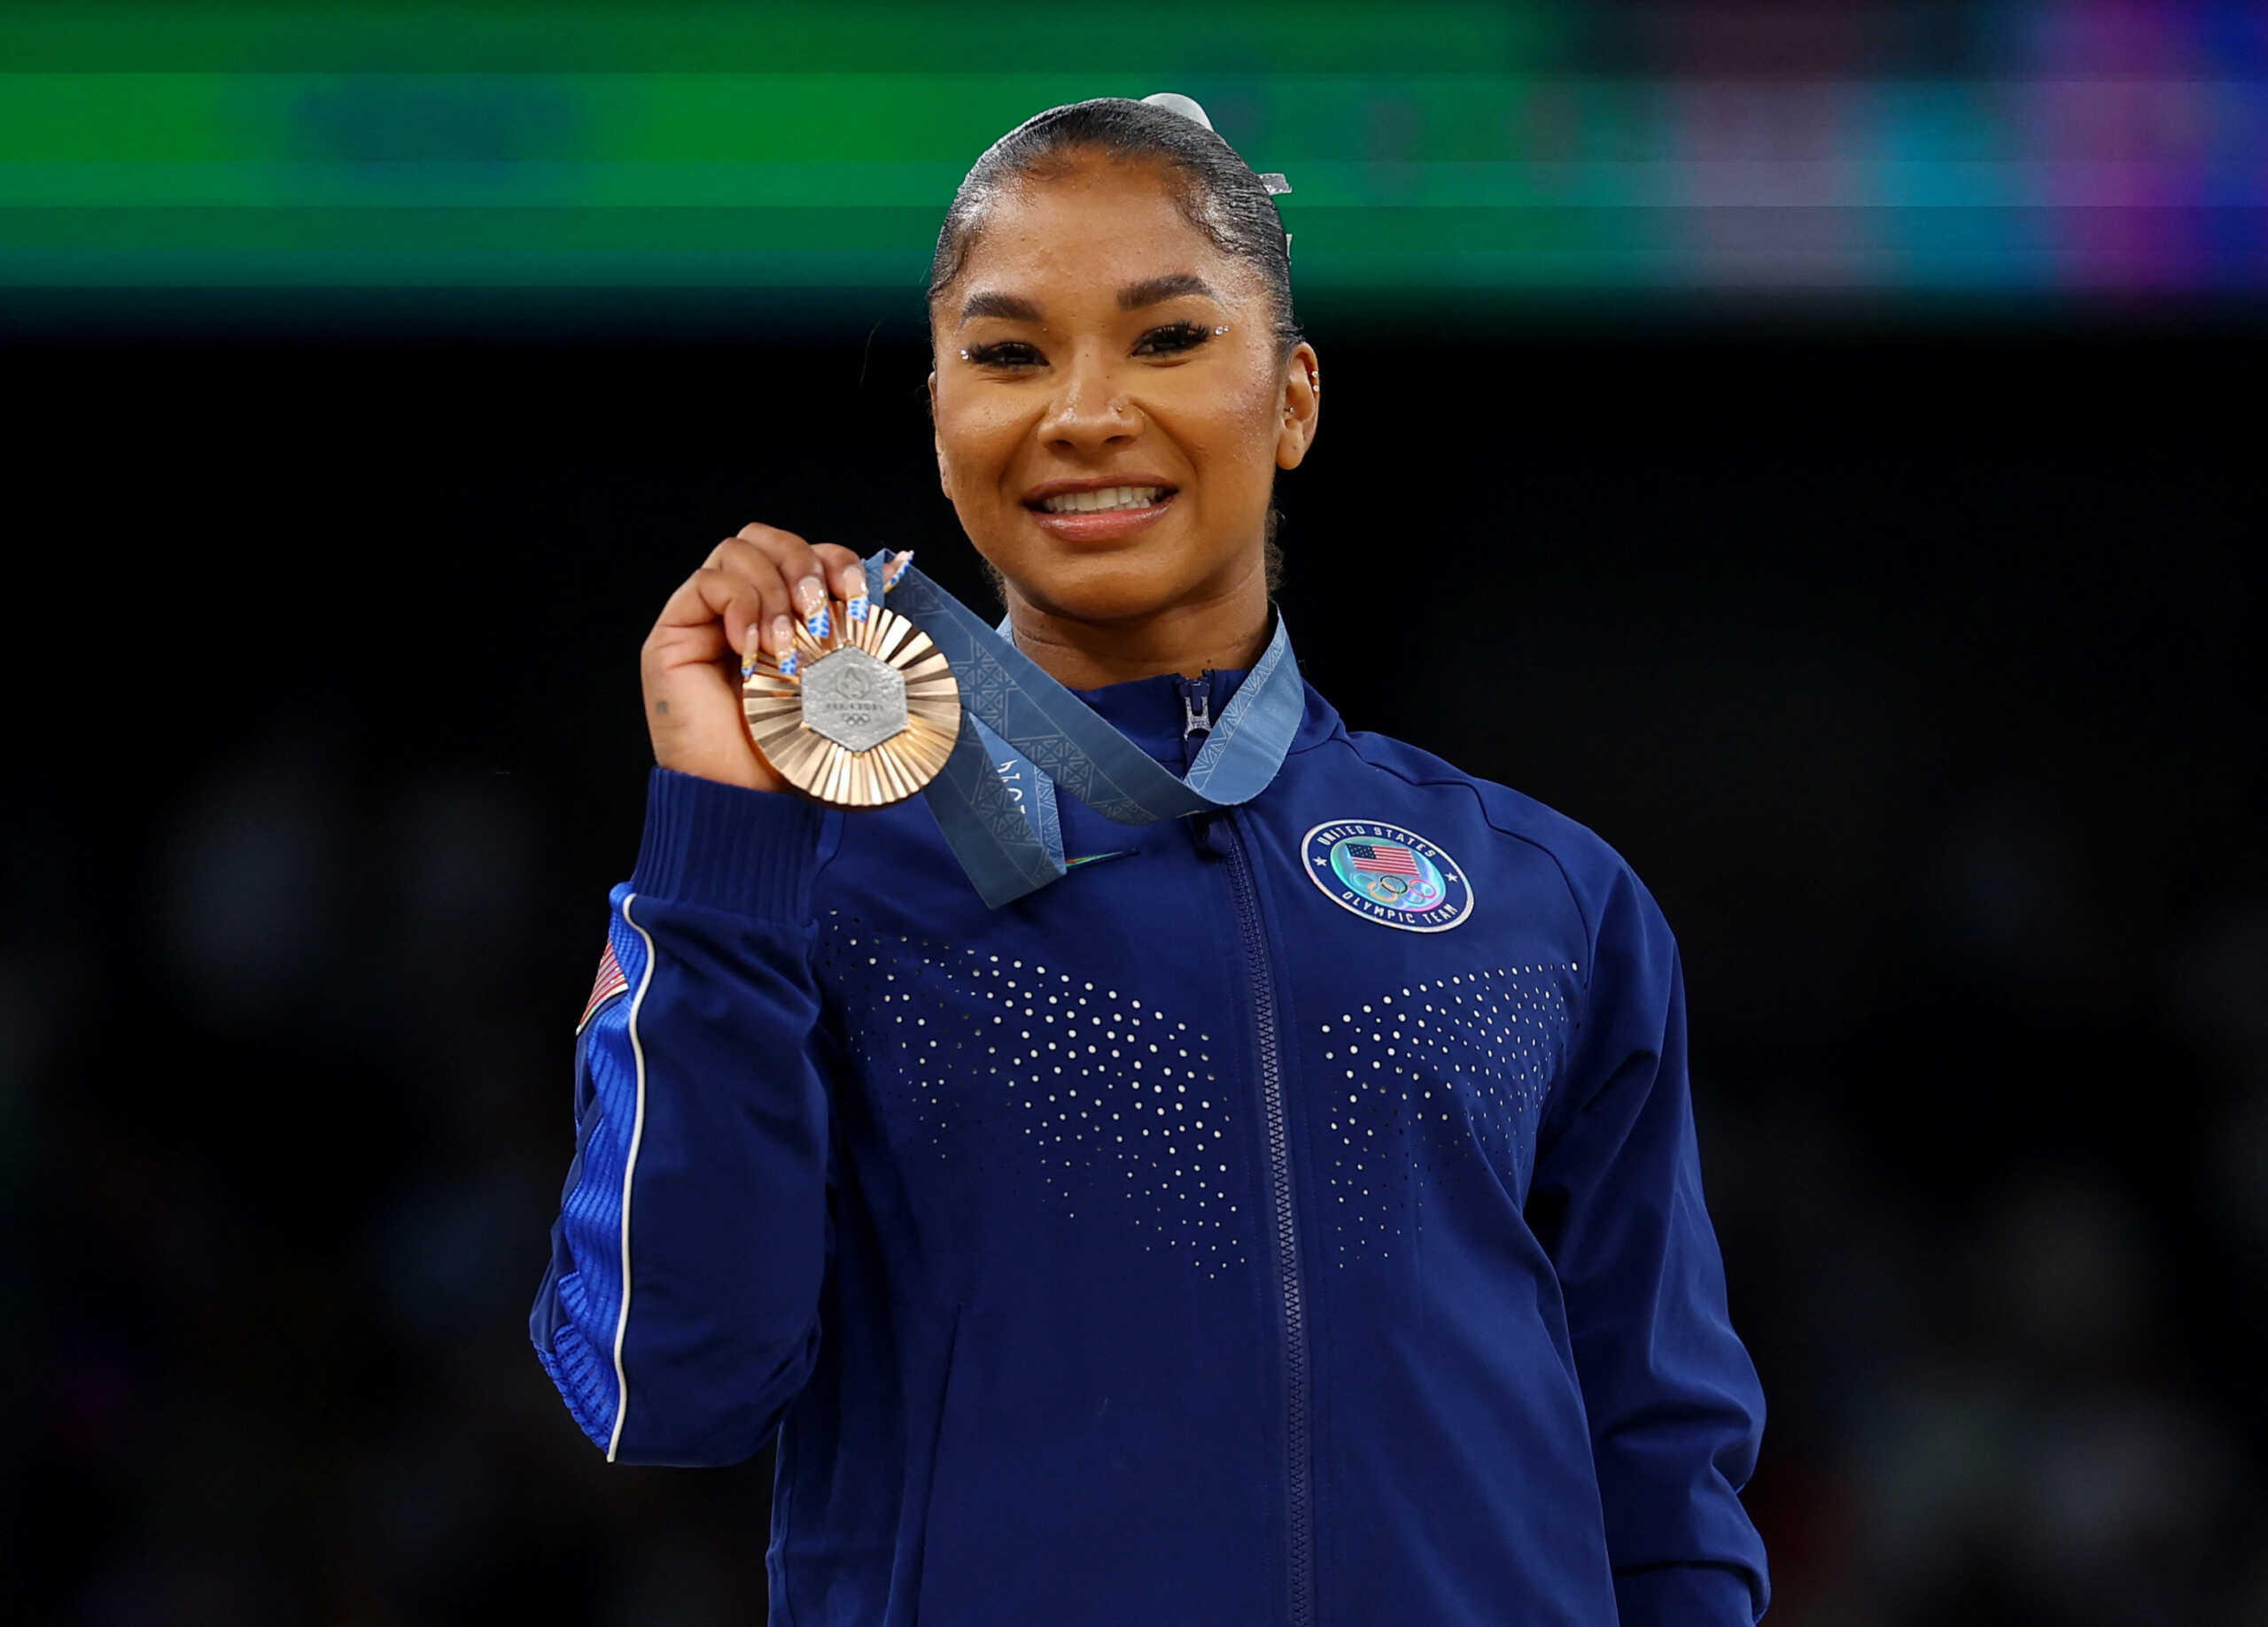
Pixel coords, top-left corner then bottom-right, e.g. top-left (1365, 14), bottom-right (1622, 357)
top-left (927, 97), bottom-right (1304, 589)
top-left (927, 96), bottom-right (1301, 360)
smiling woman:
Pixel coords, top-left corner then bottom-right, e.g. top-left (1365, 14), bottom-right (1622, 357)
top-left (923, 97), bottom-right (1321, 686)
top-left (532, 92), bottom-right (1771, 1627)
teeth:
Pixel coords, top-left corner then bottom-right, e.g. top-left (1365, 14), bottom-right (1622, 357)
top-left (1037, 485), bottom-right (1166, 514)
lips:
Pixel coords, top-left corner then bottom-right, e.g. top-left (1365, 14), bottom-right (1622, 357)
top-left (1023, 485), bottom-right (1178, 545)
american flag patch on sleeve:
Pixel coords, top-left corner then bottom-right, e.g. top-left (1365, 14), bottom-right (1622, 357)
top-left (577, 939), bottom-right (631, 1034)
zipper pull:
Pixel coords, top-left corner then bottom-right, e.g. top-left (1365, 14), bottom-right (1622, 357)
top-left (1180, 673), bottom-right (1214, 739)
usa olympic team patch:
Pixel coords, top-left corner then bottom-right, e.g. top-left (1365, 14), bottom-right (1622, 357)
top-left (1301, 820), bottom-right (1475, 933)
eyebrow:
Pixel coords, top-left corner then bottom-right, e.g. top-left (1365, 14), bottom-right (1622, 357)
top-left (957, 272), bottom-right (1223, 329)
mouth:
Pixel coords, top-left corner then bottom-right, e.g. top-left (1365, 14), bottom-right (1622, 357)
top-left (1024, 483), bottom-right (1177, 515)
top-left (1021, 481), bottom-right (1179, 544)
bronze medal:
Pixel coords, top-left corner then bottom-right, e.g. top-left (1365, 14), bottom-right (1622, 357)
top-left (742, 597), bottom-right (960, 808)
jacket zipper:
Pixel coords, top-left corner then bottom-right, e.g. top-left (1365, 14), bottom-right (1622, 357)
top-left (1181, 671), bottom-right (1317, 1626)
top-left (1219, 805), bottom-right (1316, 1627)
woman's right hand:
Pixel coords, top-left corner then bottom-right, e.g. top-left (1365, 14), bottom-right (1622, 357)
top-left (641, 523), bottom-right (872, 794)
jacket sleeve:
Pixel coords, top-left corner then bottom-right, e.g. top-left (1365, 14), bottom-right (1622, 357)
top-left (529, 766), bottom-right (835, 1467)
top-left (1526, 866), bottom-right (1770, 1624)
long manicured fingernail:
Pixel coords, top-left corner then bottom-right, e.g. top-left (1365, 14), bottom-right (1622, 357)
top-left (846, 587), bottom-right (871, 624)
top-left (768, 613), bottom-right (795, 655)
top-left (793, 576), bottom-right (832, 639)
top-left (779, 648), bottom-right (800, 678)
top-left (882, 550), bottom-right (913, 590)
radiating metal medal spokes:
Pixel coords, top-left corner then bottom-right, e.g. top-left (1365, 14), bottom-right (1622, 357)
top-left (742, 595), bottom-right (960, 809)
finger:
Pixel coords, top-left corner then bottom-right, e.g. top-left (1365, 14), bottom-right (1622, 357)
top-left (811, 543), bottom-right (871, 608)
top-left (652, 564), bottom-right (780, 671)
top-left (705, 536), bottom-right (812, 657)
top-left (732, 523), bottom-right (836, 644)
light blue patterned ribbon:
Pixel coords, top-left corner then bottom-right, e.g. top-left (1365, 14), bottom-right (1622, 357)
top-left (859, 550), bottom-right (1304, 908)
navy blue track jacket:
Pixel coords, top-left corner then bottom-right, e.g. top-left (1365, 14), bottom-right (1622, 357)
top-left (531, 664), bottom-right (1769, 1625)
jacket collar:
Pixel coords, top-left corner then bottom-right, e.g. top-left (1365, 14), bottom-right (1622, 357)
top-left (1069, 667), bottom-right (1248, 764)
top-left (1068, 666), bottom-right (1342, 767)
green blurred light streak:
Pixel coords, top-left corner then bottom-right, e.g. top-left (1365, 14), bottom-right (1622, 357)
top-left (0, 34), bottom-right (2256, 307)
top-left (1, 72), bottom-right (1582, 167)
top-left (8, 71), bottom-right (2246, 212)
top-left (0, 3), bottom-right (1565, 74)
top-left (0, 158), bottom-right (2238, 212)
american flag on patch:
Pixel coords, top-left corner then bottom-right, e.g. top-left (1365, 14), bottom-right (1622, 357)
top-left (1345, 841), bottom-right (1421, 877)
top-left (577, 939), bottom-right (630, 1034)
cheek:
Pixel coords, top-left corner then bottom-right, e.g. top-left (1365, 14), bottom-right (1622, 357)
top-left (1190, 375), bottom-right (1285, 489)
top-left (937, 396), bottom-right (1025, 495)
top-left (1222, 360), bottom-right (1285, 443)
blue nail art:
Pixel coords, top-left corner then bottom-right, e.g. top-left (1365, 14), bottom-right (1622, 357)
top-left (882, 551), bottom-right (913, 591)
top-left (780, 650), bottom-right (800, 678)
top-left (741, 656), bottom-right (757, 678)
top-left (846, 593), bottom-right (871, 624)
top-left (805, 606), bottom-right (831, 640)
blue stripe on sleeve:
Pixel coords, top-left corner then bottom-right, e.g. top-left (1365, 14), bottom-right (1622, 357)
top-left (530, 887), bottom-right (655, 1456)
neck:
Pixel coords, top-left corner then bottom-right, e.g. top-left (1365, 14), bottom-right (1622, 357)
top-left (1001, 565), bottom-right (1272, 690)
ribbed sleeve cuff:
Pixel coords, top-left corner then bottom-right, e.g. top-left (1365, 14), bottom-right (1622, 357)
top-left (1614, 1563), bottom-right (1762, 1627)
top-left (628, 766), bottom-right (826, 920)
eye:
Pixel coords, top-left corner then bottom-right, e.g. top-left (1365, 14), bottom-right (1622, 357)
top-left (960, 339), bottom-right (1042, 369)
top-left (959, 321), bottom-right (1219, 370)
top-left (1131, 320), bottom-right (1217, 358)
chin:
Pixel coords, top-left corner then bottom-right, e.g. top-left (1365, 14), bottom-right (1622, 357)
top-left (984, 506), bottom-right (1265, 621)
top-left (998, 551), bottom-right (1186, 624)
top-left (974, 528), bottom-right (1185, 622)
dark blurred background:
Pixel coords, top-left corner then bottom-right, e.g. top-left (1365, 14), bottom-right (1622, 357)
top-left (5, 4), bottom-right (2264, 1624)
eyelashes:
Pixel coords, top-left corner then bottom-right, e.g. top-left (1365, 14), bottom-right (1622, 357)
top-left (960, 320), bottom-right (1224, 370)
top-left (1132, 320), bottom-right (1223, 358)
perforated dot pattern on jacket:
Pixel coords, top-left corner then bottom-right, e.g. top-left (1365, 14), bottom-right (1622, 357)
top-left (1316, 965), bottom-right (1578, 1265)
top-left (818, 914), bottom-right (1247, 1276)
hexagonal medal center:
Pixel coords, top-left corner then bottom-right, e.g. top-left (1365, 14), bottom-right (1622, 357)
top-left (801, 646), bottom-right (907, 752)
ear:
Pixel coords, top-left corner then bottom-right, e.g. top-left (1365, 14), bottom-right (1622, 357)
top-left (1275, 341), bottom-right (1321, 471)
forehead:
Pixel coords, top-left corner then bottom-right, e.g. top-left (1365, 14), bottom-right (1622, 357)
top-left (949, 154), bottom-right (1259, 307)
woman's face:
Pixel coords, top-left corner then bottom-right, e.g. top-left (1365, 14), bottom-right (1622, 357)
top-left (928, 151), bottom-right (1320, 626)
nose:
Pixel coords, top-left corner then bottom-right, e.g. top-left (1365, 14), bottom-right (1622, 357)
top-left (1037, 347), bottom-right (1138, 453)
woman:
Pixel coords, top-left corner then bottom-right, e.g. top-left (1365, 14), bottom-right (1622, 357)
top-left (532, 96), bottom-right (1768, 1626)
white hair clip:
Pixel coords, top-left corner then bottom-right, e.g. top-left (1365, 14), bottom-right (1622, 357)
top-left (1140, 91), bottom-right (1213, 129)
top-left (1140, 92), bottom-right (1293, 255)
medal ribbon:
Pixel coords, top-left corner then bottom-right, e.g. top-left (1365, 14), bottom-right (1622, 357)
top-left (861, 550), bottom-right (1305, 908)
